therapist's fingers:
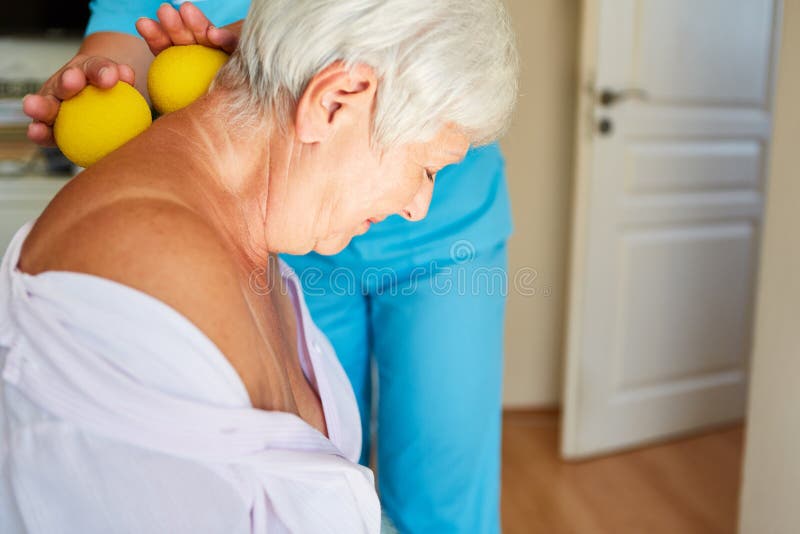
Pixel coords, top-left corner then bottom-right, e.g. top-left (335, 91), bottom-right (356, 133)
top-left (136, 17), bottom-right (173, 56)
top-left (156, 3), bottom-right (198, 46)
top-left (22, 94), bottom-right (59, 125)
top-left (23, 64), bottom-right (87, 145)
top-left (26, 121), bottom-right (55, 146)
top-left (208, 23), bottom-right (240, 54)
top-left (50, 65), bottom-right (88, 101)
top-left (23, 93), bottom-right (59, 145)
top-left (138, 3), bottom-right (238, 55)
top-left (79, 56), bottom-right (134, 89)
top-left (22, 62), bottom-right (88, 127)
top-left (178, 2), bottom-right (215, 47)
top-left (23, 56), bottom-right (136, 146)
top-left (116, 64), bottom-right (137, 86)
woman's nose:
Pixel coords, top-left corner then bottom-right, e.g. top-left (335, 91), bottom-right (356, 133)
top-left (399, 180), bottom-right (434, 222)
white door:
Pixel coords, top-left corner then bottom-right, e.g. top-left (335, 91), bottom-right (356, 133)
top-left (561, 0), bottom-right (781, 459)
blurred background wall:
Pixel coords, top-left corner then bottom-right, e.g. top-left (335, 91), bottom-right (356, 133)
top-left (500, 0), bottom-right (580, 407)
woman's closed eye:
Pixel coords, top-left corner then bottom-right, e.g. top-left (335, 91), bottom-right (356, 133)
top-left (424, 169), bottom-right (436, 182)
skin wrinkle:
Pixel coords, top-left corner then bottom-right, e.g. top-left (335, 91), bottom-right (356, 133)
top-left (159, 98), bottom-right (273, 270)
top-left (273, 130), bottom-right (335, 254)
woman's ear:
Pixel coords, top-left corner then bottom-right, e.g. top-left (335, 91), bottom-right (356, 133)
top-left (294, 62), bottom-right (377, 144)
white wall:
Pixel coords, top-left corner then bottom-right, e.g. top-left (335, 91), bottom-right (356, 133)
top-left (739, 2), bottom-right (800, 532)
top-left (500, 0), bottom-right (580, 407)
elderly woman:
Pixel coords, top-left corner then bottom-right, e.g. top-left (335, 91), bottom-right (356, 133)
top-left (0, 0), bottom-right (516, 532)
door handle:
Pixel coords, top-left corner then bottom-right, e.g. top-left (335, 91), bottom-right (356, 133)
top-left (597, 88), bottom-right (648, 106)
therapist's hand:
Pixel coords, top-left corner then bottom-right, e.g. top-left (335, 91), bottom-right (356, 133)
top-left (135, 2), bottom-right (241, 56)
top-left (24, 2), bottom-right (241, 147)
top-left (23, 50), bottom-right (137, 146)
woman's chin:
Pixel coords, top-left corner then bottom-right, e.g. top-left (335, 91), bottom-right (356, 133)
top-left (313, 235), bottom-right (354, 256)
top-left (312, 221), bottom-right (373, 255)
top-left (356, 219), bottom-right (372, 235)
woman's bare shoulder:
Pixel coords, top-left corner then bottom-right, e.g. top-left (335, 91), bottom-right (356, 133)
top-left (22, 194), bottom-right (232, 279)
top-left (19, 194), bottom-right (252, 348)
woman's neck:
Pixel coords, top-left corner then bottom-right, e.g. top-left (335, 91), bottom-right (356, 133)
top-left (139, 92), bottom-right (278, 271)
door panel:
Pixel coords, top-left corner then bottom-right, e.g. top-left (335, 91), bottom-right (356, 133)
top-left (636, 0), bottom-right (775, 105)
top-left (562, 0), bottom-right (780, 458)
top-left (626, 141), bottom-right (763, 194)
top-left (616, 224), bottom-right (756, 388)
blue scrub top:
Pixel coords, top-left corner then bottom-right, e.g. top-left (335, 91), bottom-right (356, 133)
top-left (86, 0), bottom-right (513, 264)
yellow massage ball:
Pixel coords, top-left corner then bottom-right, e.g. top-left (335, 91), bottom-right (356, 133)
top-left (148, 44), bottom-right (230, 115)
top-left (54, 81), bottom-right (152, 168)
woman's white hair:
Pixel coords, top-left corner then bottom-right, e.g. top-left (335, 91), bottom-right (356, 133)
top-left (214, 0), bottom-right (518, 147)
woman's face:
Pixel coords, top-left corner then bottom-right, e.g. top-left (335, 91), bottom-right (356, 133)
top-left (263, 63), bottom-right (470, 255)
top-left (310, 124), bottom-right (470, 255)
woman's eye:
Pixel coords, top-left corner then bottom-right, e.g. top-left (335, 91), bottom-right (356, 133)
top-left (425, 169), bottom-right (436, 182)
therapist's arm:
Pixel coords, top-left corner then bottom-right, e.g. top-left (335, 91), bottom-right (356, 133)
top-left (23, 2), bottom-right (240, 147)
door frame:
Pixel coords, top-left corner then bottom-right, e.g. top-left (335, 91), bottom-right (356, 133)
top-left (560, 0), bottom-right (785, 460)
top-left (560, 0), bottom-right (601, 460)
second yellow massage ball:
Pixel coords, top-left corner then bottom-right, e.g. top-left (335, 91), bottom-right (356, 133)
top-left (147, 44), bottom-right (230, 114)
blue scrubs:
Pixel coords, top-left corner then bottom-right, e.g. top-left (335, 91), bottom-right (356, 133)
top-left (87, 3), bottom-right (511, 532)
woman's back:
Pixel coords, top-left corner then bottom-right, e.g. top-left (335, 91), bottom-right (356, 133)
top-left (0, 212), bottom-right (376, 532)
top-left (17, 153), bottom-right (329, 434)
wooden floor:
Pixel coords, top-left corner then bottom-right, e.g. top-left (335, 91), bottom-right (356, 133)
top-left (501, 411), bottom-right (744, 534)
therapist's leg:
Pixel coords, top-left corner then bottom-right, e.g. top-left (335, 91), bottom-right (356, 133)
top-left (371, 243), bottom-right (507, 534)
top-left (281, 253), bottom-right (373, 465)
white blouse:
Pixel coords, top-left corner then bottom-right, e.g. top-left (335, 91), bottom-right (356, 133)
top-left (0, 220), bottom-right (380, 534)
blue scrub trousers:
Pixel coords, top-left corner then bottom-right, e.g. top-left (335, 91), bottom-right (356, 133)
top-left (285, 241), bottom-right (506, 534)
